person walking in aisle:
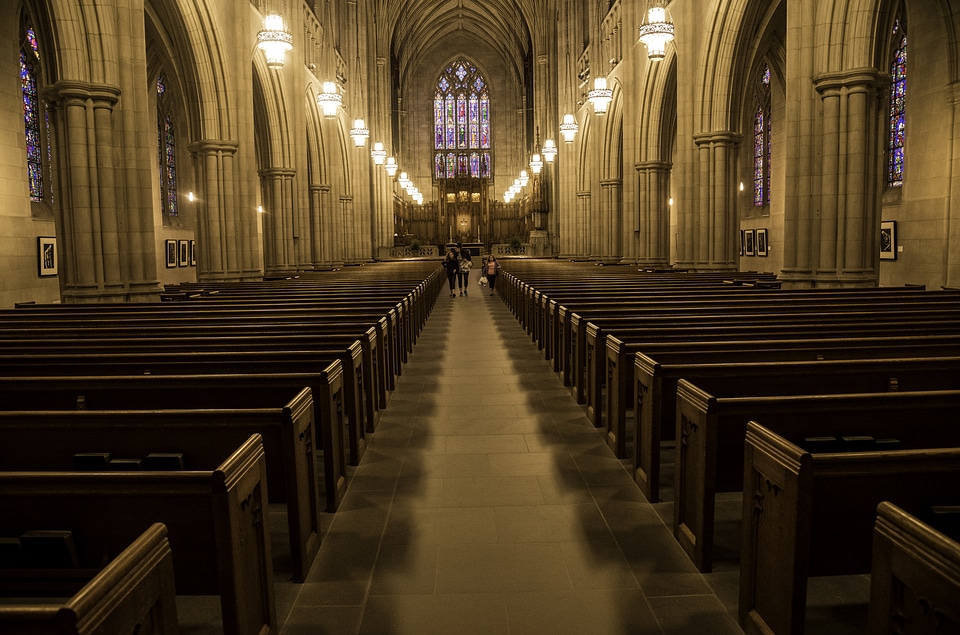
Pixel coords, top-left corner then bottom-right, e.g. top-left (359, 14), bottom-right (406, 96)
top-left (483, 255), bottom-right (500, 296)
top-left (458, 250), bottom-right (472, 296)
top-left (442, 249), bottom-right (460, 297)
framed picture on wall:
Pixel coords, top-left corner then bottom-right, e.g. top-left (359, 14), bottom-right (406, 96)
top-left (189, 240), bottom-right (197, 266)
top-left (744, 229), bottom-right (756, 256)
top-left (165, 240), bottom-right (178, 268)
top-left (37, 236), bottom-right (58, 276)
top-left (756, 229), bottom-right (768, 257)
top-left (880, 220), bottom-right (897, 260)
top-left (178, 240), bottom-right (189, 267)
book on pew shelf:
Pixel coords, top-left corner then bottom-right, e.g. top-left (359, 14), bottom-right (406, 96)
top-left (19, 530), bottom-right (79, 569)
top-left (143, 452), bottom-right (185, 471)
top-left (801, 436), bottom-right (839, 453)
top-left (108, 458), bottom-right (142, 471)
top-left (839, 435), bottom-right (876, 451)
top-left (73, 452), bottom-right (111, 470)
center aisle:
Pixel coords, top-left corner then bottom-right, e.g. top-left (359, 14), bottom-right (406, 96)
top-left (281, 285), bottom-right (743, 634)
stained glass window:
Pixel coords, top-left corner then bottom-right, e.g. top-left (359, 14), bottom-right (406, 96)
top-left (888, 30), bottom-right (906, 188)
top-left (434, 60), bottom-right (491, 179)
top-left (753, 64), bottom-right (772, 206)
top-left (21, 22), bottom-right (47, 203)
top-left (157, 74), bottom-right (178, 216)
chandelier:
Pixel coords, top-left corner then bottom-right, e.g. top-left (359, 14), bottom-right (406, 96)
top-left (530, 154), bottom-right (543, 174)
top-left (639, 1), bottom-right (675, 61)
top-left (587, 77), bottom-right (612, 115)
top-left (257, 13), bottom-right (293, 70)
top-left (371, 141), bottom-right (387, 165)
top-left (350, 119), bottom-right (369, 147)
top-left (385, 156), bottom-right (398, 177)
top-left (560, 113), bottom-right (579, 143)
top-left (317, 81), bottom-right (342, 119)
top-left (542, 139), bottom-right (557, 162)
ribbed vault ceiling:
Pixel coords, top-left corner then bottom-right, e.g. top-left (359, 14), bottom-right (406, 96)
top-left (379, 0), bottom-right (535, 88)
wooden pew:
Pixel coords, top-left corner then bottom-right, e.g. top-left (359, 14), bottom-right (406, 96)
top-left (634, 351), bottom-right (960, 504)
top-left (739, 421), bottom-right (960, 635)
top-left (0, 435), bottom-right (276, 635)
top-left (605, 333), bottom-right (960, 459)
top-left (675, 384), bottom-right (960, 572)
top-left (0, 345), bottom-right (367, 468)
top-left (0, 523), bottom-right (178, 635)
top-left (868, 502), bottom-right (960, 634)
top-left (0, 388), bottom-right (320, 583)
top-left (0, 320), bottom-right (390, 416)
top-left (0, 370), bottom-right (349, 513)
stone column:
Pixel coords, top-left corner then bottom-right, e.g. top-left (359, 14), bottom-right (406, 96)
top-left (946, 82), bottom-right (960, 288)
top-left (635, 160), bottom-right (672, 268)
top-left (259, 167), bottom-right (298, 276)
top-left (687, 131), bottom-right (740, 271)
top-left (808, 69), bottom-right (885, 287)
top-left (190, 139), bottom-right (261, 281)
top-left (600, 178), bottom-right (622, 262)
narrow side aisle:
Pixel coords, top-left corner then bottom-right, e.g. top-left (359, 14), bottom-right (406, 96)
top-left (280, 289), bottom-right (742, 635)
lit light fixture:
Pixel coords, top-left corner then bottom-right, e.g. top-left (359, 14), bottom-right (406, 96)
top-left (350, 119), bottom-right (369, 147)
top-left (542, 139), bottom-right (558, 162)
top-left (317, 81), bottom-right (342, 119)
top-left (519, 170), bottom-right (529, 187)
top-left (588, 76), bottom-right (613, 115)
top-left (257, 13), bottom-right (293, 69)
top-left (638, 0), bottom-right (675, 62)
top-left (371, 142), bottom-right (386, 165)
top-left (559, 113), bottom-right (579, 143)
top-left (187, 191), bottom-right (195, 202)
top-left (530, 154), bottom-right (543, 174)
top-left (385, 156), bottom-right (398, 177)
top-left (398, 172), bottom-right (410, 187)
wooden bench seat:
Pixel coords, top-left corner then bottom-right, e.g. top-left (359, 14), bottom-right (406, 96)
top-left (0, 387), bottom-right (320, 582)
top-left (636, 354), bottom-right (960, 505)
top-left (0, 434), bottom-right (276, 635)
top-left (604, 333), bottom-right (960, 459)
top-left (739, 421), bottom-right (960, 635)
top-left (0, 343), bottom-right (367, 468)
top-left (868, 502), bottom-right (960, 634)
top-left (0, 370), bottom-right (349, 512)
top-left (0, 523), bottom-right (178, 635)
top-left (674, 384), bottom-right (960, 572)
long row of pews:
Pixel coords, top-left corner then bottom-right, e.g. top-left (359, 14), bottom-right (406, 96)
top-left (0, 263), bottom-right (445, 635)
top-left (495, 260), bottom-right (960, 635)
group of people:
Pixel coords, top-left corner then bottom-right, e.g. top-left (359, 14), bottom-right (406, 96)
top-left (442, 246), bottom-right (499, 297)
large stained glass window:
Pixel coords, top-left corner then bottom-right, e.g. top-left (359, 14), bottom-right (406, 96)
top-left (753, 64), bottom-right (772, 207)
top-left (888, 24), bottom-right (906, 188)
top-left (434, 60), bottom-right (490, 179)
top-left (157, 74), bottom-right (178, 217)
top-left (21, 24), bottom-right (46, 202)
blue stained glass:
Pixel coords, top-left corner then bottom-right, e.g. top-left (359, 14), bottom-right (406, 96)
top-left (435, 154), bottom-right (445, 179)
top-left (762, 65), bottom-right (770, 86)
top-left (26, 28), bottom-right (39, 57)
top-left (434, 59), bottom-right (492, 177)
top-left (164, 116), bottom-right (178, 216)
top-left (21, 50), bottom-right (43, 201)
top-left (888, 35), bottom-right (907, 187)
top-left (470, 153), bottom-right (480, 176)
top-left (481, 153), bottom-right (490, 177)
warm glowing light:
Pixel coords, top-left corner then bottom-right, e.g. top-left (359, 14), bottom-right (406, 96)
top-left (639, 2), bottom-right (675, 62)
top-left (350, 119), bottom-right (369, 147)
top-left (530, 154), bottom-right (543, 174)
top-left (542, 139), bottom-right (557, 162)
top-left (385, 156), bottom-right (398, 177)
top-left (560, 113), bottom-right (579, 143)
top-left (371, 142), bottom-right (386, 165)
top-left (588, 77), bottom-right (613, 115)
top-left (317, 81), bottom-right (342, 118)
top-left (257, 13), bottom-right (293, 69)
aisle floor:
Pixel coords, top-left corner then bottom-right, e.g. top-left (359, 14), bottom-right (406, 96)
top-left (276, 285), bottom-right (746, 634)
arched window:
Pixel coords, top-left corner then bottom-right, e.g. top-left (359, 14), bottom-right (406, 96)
top-left (20, 17), bottom-right (51, 203)
top-left (753, 64), bottom-right (772, 207)
top-left (434, 60), bottom-right (491, 180)
top-left (157, 73), bottom-right (178, 217)
top-left (888, 21), bottom-right (906, 188)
